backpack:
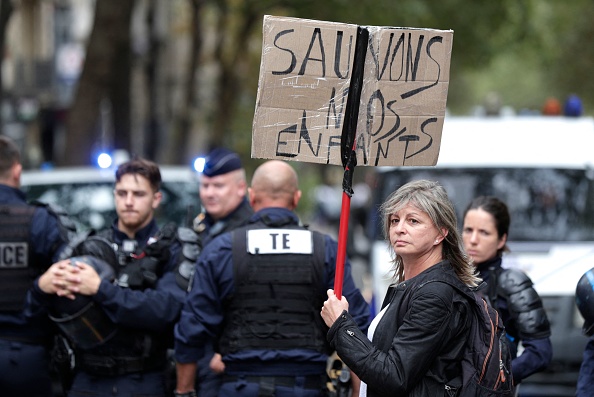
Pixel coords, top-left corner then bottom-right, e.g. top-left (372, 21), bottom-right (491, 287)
top-left (435, 280), bottom-right (514, 397)
top-left (394, 280), bottom-right (514, 396)
top-left (453, 283), bottom-right (514, 396)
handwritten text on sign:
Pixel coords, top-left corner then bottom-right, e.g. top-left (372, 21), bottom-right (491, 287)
top-left (251, 16), bottom-right (452, 167)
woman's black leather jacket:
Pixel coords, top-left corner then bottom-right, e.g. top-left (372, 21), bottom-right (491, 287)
top-left (327, 261), bottom-right (472, 396)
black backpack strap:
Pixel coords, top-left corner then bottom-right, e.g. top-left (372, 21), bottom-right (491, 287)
top-left (231, 227), bottom-right (247, 283)
top-left (311, 230), bottom-right (326, 293)
top-left (487, 266), bottom-right (499, 308)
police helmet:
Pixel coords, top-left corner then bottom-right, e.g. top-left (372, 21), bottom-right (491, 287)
top-left (575, 267), bottom-right (594, 336)
top-left (71, 235), bottom-right (118, 273)
top-left (49, 236), bottom-right (118, 349)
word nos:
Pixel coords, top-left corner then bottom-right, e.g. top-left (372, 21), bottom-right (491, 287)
top-left (252, 15), bottom-right (452, 167)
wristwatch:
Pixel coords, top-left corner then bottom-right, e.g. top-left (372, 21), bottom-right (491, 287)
top-left (173, 391), bottom-right (197, 397)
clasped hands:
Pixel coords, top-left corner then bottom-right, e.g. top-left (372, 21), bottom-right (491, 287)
top-left (38, 258), bottom-right (101, 300)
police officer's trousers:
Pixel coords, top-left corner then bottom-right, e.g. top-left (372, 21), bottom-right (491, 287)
top-left (219, 375), bottom-right (327, 397)
top-left (67, 370), bottom-right (166, 397)
top-left (0, 339), bottom-right (54, 397)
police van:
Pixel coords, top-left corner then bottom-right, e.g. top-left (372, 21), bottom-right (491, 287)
top-left (368, 115), bottom-right (594, 396)
top-left (20, 165), bottom-right (200, 231)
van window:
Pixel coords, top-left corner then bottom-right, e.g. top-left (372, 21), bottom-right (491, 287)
top-left (371, 167), bottom-right (594, 242)
top-left (21, 167), bottom-right (200, 231)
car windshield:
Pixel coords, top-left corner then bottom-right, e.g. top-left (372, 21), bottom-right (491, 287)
top-left (371, 167), bottom-right (594, 242)
top-left (21, 168), bottom-right (201, 232)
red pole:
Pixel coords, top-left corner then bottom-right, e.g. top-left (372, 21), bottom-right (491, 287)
top-left (333, 26), bottom-right (367, 300)
top-left (334, 191), bottom-right (352, 299)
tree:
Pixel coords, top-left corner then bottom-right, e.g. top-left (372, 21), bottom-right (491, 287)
top-left (62, 0), bottom-right (135, 166)
top-left (0, 0), bottom-right (13, 136)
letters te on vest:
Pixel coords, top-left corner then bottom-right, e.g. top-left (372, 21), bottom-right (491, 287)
top-left (247, 229), bottom-right (313, 255)
top-left (0, 242), bottom-right (28, 268)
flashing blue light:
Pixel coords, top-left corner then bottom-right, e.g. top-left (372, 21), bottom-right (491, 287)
top-left (97, 153), bottom-right (113, 169)
top-left (193, 157), bottom-right (206, 173)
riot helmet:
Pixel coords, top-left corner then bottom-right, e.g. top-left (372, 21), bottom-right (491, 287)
top-left (49, 236), bottom-right (119, 349)
top-left (575, 267), bottom-right (594, 336)
top-left (71, 235), bottom-right (118, 273)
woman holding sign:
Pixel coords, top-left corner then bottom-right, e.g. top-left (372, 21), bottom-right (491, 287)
top-left (321, 180), bottom-right (511, 396)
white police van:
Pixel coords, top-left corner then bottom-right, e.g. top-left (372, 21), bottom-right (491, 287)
top-left (368, 115), bottom-right (594, 396)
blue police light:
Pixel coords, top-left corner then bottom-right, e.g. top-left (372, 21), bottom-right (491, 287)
top-left (193, 157), bottom-right (206, 173)
top-left (97, 152), bottom-right (113, 169)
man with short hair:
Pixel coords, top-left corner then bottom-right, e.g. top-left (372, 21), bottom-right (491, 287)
top-left (194, 147), bottom-right (253, 245)
top-left (174, 160), bottom-right (370, 397)
top-left (33, 158), bottom-right (191, 397)
top-left (192, 148), bottom-right (254, 395)
top-left (0, 135), bottom-right (73, 396)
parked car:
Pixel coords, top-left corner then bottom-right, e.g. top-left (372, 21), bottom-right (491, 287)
top-left (20, 165), bottom-right (201, 231)
top-left (368, 115), bottom-right (594, 396)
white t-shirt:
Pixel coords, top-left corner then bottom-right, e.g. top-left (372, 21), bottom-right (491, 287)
top-left (359, 304), bottom-right (390, 397)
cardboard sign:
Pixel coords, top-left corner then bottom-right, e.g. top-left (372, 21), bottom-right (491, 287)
top-left (252, 15), bottom-right (453, 167)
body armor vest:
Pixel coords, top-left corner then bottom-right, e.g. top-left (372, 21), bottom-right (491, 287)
top-left (219, 222), bottom-right (328, 355)
top-left (0, 204), bottom-right (36, 311)
top-left (69, 226), bottom-right (178, 375)
top-left (96, 228), bottom-right (163, 290)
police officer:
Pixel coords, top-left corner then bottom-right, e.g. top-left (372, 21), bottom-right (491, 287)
top-left (576, 267), bottom-right (594, 397)
top-left (194, 147), bottom-right (254, 245)
top-left (192, 147), bottom-right (254, 395)
top-left (174, 160), bottom-right (371, 397)
top-left (33, 158), bottom-right (191, 397)
top-left (462, 196), bottom-right (552, 387)
top-left (0, 135), bottom-right (74, 396)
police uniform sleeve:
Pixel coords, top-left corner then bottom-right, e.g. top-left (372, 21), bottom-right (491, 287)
top-left (30, 203), bottom-right (74, 264)
top-left (174, 234), bottom-right (235, 364)
top-left (498, 269), bottom-right (551, 339)
top-left (498, 268), bottom-right (553, 382)
top-left (323, 235), bottom-right (371, 334)
top-left (577, 337), bottom-right (594, 397)
top-left (172, 226), bottom-right (202, 291)
top-left (511, 336), bottom-right (552, 382)
top-left (92, 255), bottom-right (186, 332)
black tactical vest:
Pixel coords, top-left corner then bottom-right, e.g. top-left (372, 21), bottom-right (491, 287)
top-left (73, 227), bottom-right (174, 374)
top-left (219, 222), bottom-right (328, 355)
top-left (0, 204), bottom-right (36, 311)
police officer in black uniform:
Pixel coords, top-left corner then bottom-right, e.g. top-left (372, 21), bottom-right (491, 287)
top-left (174, 160), bottom-right (370, 397)
top-left (576, 267), bottom-right (594, 397)
top-left (32, 158), bottom-right (194, 397)
top-left (193, 147), bottom-right (254, 246)
top-left (462, 196), bottom-right (552, 388)
top-left (0, 136), bottom-right (74, 396)
top-left (191, 147), bottom-right (254, 396)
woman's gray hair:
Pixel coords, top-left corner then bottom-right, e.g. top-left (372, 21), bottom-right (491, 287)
top-left (380, 179), bottom-right (480, 287)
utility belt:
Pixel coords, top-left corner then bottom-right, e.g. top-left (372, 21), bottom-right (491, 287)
top-left (223, 374), bottom-right (327, 395)
top-left (78, 352), bottom-right (165, 377)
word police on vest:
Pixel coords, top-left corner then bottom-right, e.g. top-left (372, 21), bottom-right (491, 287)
top-left (0, 242), bottom-right (28, 268)
top-left (247, 229), bottom-right (313, 254)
